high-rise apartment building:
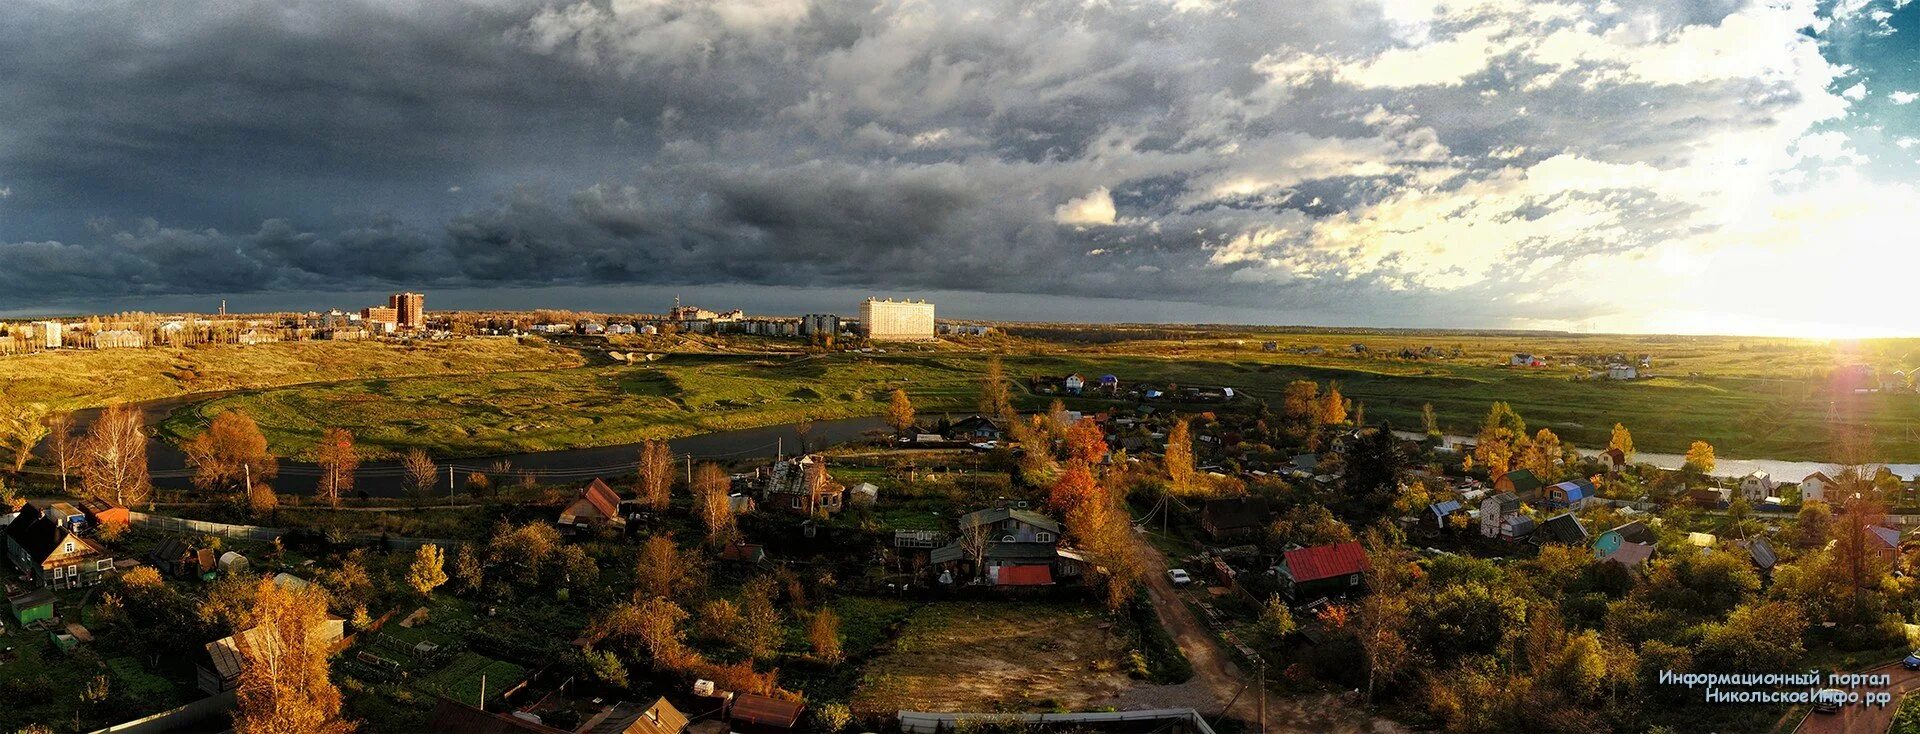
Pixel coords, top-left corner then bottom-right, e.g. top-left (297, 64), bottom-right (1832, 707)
top-left (857, 298), bottom-right (935, 340)
top-left (389, 292), bottom-right (424, 330)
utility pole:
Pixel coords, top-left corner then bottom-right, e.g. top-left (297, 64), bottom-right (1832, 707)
top-left (479, 673), bottom-right (487, 711)
top-left (449, 465), bottom-right (455, 506)
top-left (685, 455), bottom-right (692, 485)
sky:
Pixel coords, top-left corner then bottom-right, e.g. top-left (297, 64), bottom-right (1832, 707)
top-left (2, 0), bottom-right (1919, 336)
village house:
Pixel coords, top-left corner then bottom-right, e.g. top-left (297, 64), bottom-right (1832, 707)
top-left (1869, 526), bottom-right (1901, 564)
top-left (946, 415), bottom-right (1004, 442)
top-left (427, 697), bottom-right (568, 733)
top-left (1601, 541), bottom-right (1656, 571)
top-left (558, 478), bottom-right (626, 533)
top-left (1428, 500), bottom-right (1463, 529)
top-left (1800, 472), bottom-right (1834, 503)
top-left (199, 614), bottom-right (347, 694)
top-left (1537, 513), bottom-right (1589, 545)
top-left (149, 537), bottom-right (202, 578)
top-left (1593, 520), bottom-right (1657, 558)
top-left (1479, 492), bottom-right (1522, 538)
top-left (4, 503), bottom-right (113, 589)
top-left (1739, 471), bottom-right (1775, 503)
top-left (929, 505), bottom-right (1084, 586)
top-left (576, 697), bottom-right (688, 734)
top-left (1493, 469), bottom-right (1545, 501)
top-left (1063, 374), bottom-right (1085, 395)
top-left (1275, 541), bottom-right (1371, 602)
top-left (1737, 538), bottom-right (1779, 578)
top-left (1600, 448), bottom-right (1629, 472)
top-left (760, 454), bottom-right (844, 516)
top-left (1199, 497), bottom-right (1270, 541)
top-left (1539, 479), bottom-right (1596, 510)
top-left (1498, 514), bottom-right (1537, 541)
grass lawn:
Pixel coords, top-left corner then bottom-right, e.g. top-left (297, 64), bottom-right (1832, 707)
top-left (849, 600), bottom-right (1135, 715)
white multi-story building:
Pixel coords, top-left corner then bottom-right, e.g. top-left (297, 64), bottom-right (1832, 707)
top-left (858, 298), bottom-right (934, 341)
top-left (34, 321), bottom-right (63, 349)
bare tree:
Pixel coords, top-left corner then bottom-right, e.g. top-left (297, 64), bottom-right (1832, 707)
top-left (403, 449), bottom-right (438, 503)
top-left (692, 463), bottom-right (736, 545)
top-left (959, 520), bottom-right (991, 583)
top-left (80, 404), bottom-right (150, 507)
top-left (636, 440), bottom-right (673, 511)
top-left (45, 412), bottom-right (76, 494)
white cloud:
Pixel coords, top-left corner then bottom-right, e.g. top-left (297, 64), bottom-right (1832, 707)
top-left (1893, 91), bottom-right (1918, 104)
top-left (1055, 187), bottom-right (1118, 226)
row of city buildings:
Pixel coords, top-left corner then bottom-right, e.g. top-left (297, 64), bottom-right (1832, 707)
top-left (0, 292), bottom-right (430, 355)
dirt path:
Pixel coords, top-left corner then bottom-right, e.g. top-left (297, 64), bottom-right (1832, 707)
top-left (1121, 532), bottom-right (1404, 733)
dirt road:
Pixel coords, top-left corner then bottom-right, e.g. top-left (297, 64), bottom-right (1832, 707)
top-left (1123, 532), bottom-right (1403, 733)
top-left (1794, 661), bottom-right (1918, 734)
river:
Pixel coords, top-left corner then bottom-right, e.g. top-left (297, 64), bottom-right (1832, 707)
top-left (45, 393), bottom-right (1906, 500)
top-left (47, 397), bottom-right (893, 498)
top-left (1396, 432), bottom-right (1918, 484)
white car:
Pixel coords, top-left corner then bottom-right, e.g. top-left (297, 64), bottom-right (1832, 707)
top-left (1166, 569), bottom-right (1193, 586)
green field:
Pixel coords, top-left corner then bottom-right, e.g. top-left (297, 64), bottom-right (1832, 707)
top-left (154, 339), bottom-right (1920, 461)
top-left (0, 337), bottom-right (580, 412)
top-left (167, 353), bottom-right (996, 459)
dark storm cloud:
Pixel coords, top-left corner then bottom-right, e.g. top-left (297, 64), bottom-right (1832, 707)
top-left (0, 0), bottom-right (1884, 328)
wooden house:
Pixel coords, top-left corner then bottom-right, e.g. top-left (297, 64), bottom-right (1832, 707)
top-left (149, 537), bottom-right (201, 578)
top-left (929, 506), bottom-right (1084, 585)
top-left (1539, 479), bottom-right (1595, 510)
top-left (1275, 541), bottom-right (1371, 601)
top-left (760, 455), bottom-right (843, 516)
top-left (1200, 497), bottom-right (1270, 541)
top-left (558, 478), bottom-right (626, 532)
top-left (728, 693), bottom-right (804, 732)
top-left (4, 503), bottom-right (112, 589)
top-left (1494, 469), bottom-right (1544, 501)
top-left (1479, 493), bottom-right (1521, 538)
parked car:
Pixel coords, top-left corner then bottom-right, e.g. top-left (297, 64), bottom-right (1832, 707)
top-left (1166, 569), bottom-right (1192, 586)
top-left (1813, 689), bottom-right (1847, 714)
top-left (1904, 651), bottom-right (1920, 670)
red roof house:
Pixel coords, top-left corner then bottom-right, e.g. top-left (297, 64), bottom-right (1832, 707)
top-left (1277, 541), bottom-right (1372, 601)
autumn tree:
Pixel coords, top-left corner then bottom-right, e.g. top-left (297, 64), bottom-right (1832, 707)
top-left (1518, 428), bottom-right (1566, 482)
top-left (1163, 417), bottom-right (1194, 492)
top-left (978, 355), bottom-right (1014, 421)
top-left (453, 544), bottom-right (484, 594)
top-left (184, 410), bottom-right (278, 495)
top-left (1472, 402), bottom-right (1528, 478)
top-left (1683, 440), bottom-right (1716, 475)
top-left (1065, 418), bottom-right (1107, 465)
top-left (1047, 460), bottom-right (1102, 516)
top-left (692, 463), bottom-right (736, 545)
top-left (1281, 380), bottom-right (1322, 439)
top-left (231, 578), bottom-right (353, 734)
top-left (809, 608), bottom-right (844, 663)
top-left (886, 389), bottom-right (917, 434)
top-left (1321, 381), bottom-right (1349, 425)
top-left (247, 482), bottom-right (279, 518)
top-left (408, 544), bottom-right (448, 597)
top-left (636, 534), bottom-right (700, 600)
top-left (314, 428), bottom-right (358, 509)
top-left (1420, 403), bottom-right (1440, 439)
top-left (0, 384), bottom-right (50, 473)
top-left (739, 576), bottom-right (784, 659)
top-left (587, 599), bottom-right (695, 672)
top-left (1608, 423), bottom-right (1634, 460)
top-left (45, 412), bottom-right (76, 493)
top-left (794, 417), bottom-right (814, 453)
top-left (1066, 489), bottom-right (1145, 611)
top-left (80, 403), bottom-right (150, 506)
top-left (403, 449), bottom-right (438, 502)
top-left (636, 440), bottom-right (674, 511)
top-left (487, 522), bottom-right (561, 587)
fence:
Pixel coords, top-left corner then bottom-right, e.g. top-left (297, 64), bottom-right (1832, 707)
top-left (86, 690), bottom-right (235, 734)
top-left (127, 511), bottom-right (458, 550)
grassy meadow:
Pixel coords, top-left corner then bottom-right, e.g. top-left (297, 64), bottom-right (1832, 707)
top-left (4, 325), bottom-right (1914, 462)
top-left (0, 337), bottom-right (580, 412)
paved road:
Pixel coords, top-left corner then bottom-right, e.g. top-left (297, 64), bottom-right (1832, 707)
top-left (1128, 531), bottom-right (1402, 733)
top-left (1795, 662), bottom-right (1919, 734)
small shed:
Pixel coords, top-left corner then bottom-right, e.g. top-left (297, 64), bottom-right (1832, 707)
top-left (849, 483), bottom-right (879, 506)
top-left (9, 590), bottom-right (54, 626)
top-left (729, 693), bottom-right (804, 731)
